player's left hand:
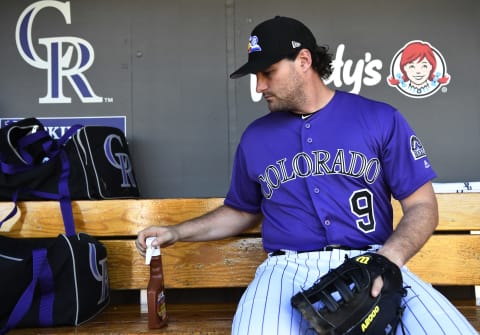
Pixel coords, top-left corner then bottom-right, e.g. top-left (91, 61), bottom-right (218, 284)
top-left (371, 276), bottom-right (384, 297)
top-left (291, 252), bottom-right (406, 334)
top-left (372, 250), bottom-right (403, 297)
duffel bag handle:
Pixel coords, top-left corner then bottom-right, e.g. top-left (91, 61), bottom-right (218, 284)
top-left (0, 123), bottom-right (81, 175)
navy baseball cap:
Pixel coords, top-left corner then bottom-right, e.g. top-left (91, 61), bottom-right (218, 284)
top-left (230, 16), bottom-right (317, 79)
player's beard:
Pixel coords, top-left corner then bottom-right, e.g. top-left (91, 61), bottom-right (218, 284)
top-left (264, 67), bottom-right (307, 113)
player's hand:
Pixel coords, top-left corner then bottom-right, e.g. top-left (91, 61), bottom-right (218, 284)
top-left (371, 276), bottom-right (384, 298)
top-left (135, 226), bottom-right (179, 256)
top-left (371, 250), bottom-right (403, 297)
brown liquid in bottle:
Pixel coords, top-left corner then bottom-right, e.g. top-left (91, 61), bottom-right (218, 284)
top-left (147, 253), bottom-right (168, 329)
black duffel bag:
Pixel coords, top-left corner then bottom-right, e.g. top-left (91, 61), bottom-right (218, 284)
top-left (0, 232), bottom-right (109, 333)
top-left (0, 117), bottom-right (139, 201)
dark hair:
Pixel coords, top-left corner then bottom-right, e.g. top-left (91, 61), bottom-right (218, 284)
top-left (287, 45), bottom-right (333, 80)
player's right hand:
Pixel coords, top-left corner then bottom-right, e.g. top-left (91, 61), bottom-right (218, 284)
top-left (135, 226), bottom-right (179, 256)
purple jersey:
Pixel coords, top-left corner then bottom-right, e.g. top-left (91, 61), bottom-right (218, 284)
top-left (225, 91), bottom-right (436, 252)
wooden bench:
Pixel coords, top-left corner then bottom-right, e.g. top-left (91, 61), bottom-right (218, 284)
top-left (1, 193), bottom-right (479, 334)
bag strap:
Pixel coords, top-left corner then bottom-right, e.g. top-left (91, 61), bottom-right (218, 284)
top-left (0, 122), bottom-right (80, 332)
top-left (0, 124), bottom-right (82, 236)
top-left (0, 190), bottom-right (20, 227)
top-left (38, 251), bottom-right (55, 326)
top-left (58, 149), bottom-right (76, 236)
top-left (0, 248), bottom-right (54, 334)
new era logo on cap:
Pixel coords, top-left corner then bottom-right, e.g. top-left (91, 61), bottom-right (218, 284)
top-left (291, 41), bottom-right (302, 48)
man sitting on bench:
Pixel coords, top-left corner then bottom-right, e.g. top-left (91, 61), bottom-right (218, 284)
top-left (136, 16), bottom-right (477, 335)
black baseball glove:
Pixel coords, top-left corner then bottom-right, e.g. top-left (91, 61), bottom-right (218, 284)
top-left (291, 252), bottom-right (406, 335)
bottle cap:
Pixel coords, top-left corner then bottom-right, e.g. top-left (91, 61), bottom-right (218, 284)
top-left (145, 237), bottom-right (161, 265)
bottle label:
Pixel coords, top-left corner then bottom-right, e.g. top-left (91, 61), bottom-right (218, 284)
top-left (157, 291), bottom-right (167, 321)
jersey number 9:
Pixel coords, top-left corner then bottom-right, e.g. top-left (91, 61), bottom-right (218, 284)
top-left (349, 189), bottom-right (376, 233)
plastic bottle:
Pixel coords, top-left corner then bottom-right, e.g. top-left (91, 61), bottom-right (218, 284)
top-left (145, 237), bottom-right (168, 329)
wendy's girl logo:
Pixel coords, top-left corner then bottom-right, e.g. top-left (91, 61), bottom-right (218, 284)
top-left (387, 40), bottom-right (450, 98)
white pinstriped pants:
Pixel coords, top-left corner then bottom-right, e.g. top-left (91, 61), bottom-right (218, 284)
top-left (231, 249), bottom-right (478, 335)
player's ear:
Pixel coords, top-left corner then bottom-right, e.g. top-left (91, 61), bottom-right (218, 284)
top-left (297, 48), bottom-right (312, 71)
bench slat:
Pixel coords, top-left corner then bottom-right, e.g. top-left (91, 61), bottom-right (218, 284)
top-left (105, 239), bottom-right (265, 290)
top-left (104, 234), bottom-right (480, 290)
top-left (408, 235), bottom-right (480, 285)
top-left (0, 198), bottom-right (225, 237)
top-left (2, 192), bottom-right (480, 237)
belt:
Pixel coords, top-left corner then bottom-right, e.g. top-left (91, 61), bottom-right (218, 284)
top-left (269, 244), bottom-right (374, 256)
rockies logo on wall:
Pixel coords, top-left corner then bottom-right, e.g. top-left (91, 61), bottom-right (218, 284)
top-left (387, 40), bottom-right (450, 98)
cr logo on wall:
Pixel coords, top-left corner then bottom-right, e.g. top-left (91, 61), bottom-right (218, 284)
top-left (387, 40), bottom-right (450, 99)
top-left (16, 0), bottom-right (103, 104)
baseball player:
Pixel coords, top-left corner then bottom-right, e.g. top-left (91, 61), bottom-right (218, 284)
top-left (136, 16), bottom-right (477, 334)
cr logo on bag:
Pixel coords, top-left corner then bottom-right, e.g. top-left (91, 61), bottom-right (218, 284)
top-left (89, 242), bottom-right (109, 305)
top-left (104, 134), bottom-right (137, 189)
